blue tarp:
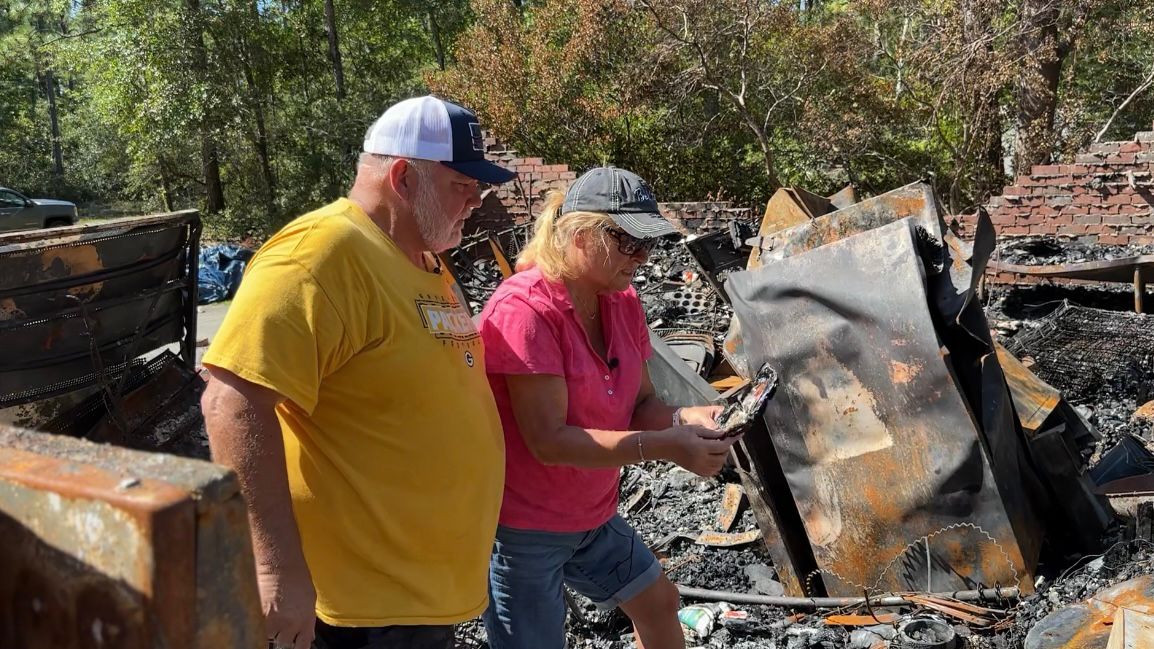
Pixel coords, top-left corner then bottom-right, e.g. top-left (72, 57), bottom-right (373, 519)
top-left (197, 244), bottom-right (254, 304)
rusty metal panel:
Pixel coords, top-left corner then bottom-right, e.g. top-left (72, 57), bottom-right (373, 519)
top-left (747, 189), bottom-right (813, 269)
top-left (994, 343), bottom-right (1109, 552)
top-left (726, 182), bottom-right (944, 378)
top-left (827, 185), bottom-right (858, 210)
top-left (731, 421), bottom-right (816, 596)
top-left (752, 181), bottom-right (943, 265)
top-left (31, 351), bottom-right (208, 459)
top-left (726, 218), bottom-right (1038, 597)
top-left (997, 343), bottom-right (1063, 436)
top-left (0, 425), bottom-right (262, 648)
top-left (987, 255), bottom-right (1154, 283)
top-left (0, 212), bottom-right (201, 409)
top-left (786, 187), bottom-right (833, 222)
top-left (1025, 575), bottom-right (1154, 649)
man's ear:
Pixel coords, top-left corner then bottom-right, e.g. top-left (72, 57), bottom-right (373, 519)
top-left (388, 158), bottom-right (416, 203)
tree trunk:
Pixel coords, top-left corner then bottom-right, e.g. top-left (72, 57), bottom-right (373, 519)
top-left (323, 0), bottom-right (346, 100)
top-left (1013, 0), bottom-right (1062, 175)
top-left (427, 9), bottom-right (446, 71)
top-left (239, 1), bottom-right (276, 216)
top-left (732, 97), bottom-right (782, 191)
top-left (31, 52), bottom-right (64, 185)
top-left (43, 68), bottom-right (64, 183)
top-left (963, 0), bottom-right (1005, 203)
top-left (186, 0), bottom-right (225, 214)
top-left (201, 140), bottom-right (226, 214)
top-left (241, 40), bottom-right (277, 215)
top-left (158, 157), bottom-right (175, 212)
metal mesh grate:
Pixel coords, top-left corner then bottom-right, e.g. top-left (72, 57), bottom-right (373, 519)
top-left (1004, 302), bottom-right (1154, 402)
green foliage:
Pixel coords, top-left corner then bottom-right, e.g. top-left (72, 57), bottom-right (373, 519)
top-left (1, 0), bottom-right (1152, 237)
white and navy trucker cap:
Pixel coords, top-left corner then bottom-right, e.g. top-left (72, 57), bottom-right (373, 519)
top-left (363, 95), bottom-right (516, 184)
top-left (562, 166), bottom-right (679, 239)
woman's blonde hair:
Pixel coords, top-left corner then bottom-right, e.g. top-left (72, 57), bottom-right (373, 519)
top-left (516, 190), bottom-right (614, 279)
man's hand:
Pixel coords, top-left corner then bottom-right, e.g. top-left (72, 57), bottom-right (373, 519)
top-left (260, 565), bottom-right (317, 649)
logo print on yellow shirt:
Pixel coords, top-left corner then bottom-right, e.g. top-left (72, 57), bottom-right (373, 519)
top-left (416, 298), bottom-right (479, 345)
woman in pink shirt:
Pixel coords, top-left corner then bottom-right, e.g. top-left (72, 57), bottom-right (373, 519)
top-left (478, 167), bottom-right (742, 649)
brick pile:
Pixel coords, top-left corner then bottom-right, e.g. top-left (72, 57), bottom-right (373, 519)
top-left (467, 135), bottom-right (753, 236)
top-left (973, 124), bottom-right (1154, 246)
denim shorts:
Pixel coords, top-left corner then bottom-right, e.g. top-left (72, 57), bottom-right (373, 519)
top-left (482, 514), bottom-right (662, 649)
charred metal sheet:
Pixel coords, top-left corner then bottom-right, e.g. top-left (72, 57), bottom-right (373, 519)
top-left (750, 182), bottom-right (944, 265)
top-left (1107, 608), bottom-right (1154, 649)
top-left (0, 425), bottom-right (262, 649)
top-left (659, 330), bottom-right (716, 378)
top-left (696, 529), bottom-right (761, 547)
top-left (717, 483), bottom-right (744, 532)
top-left (997, 343), bottom-right (1063, 436)
top-left (434, 252), bottom-right (474, 314)
top-left (986, 255), bottom-right (1154, 283)
top-left (726, 218), bottom-right (1038, 597)
top-left (987, 256), bottom-right (1154, 313)
top-left (1027, 425), bottom-right (1111, 552)
top-left (645, 330), bottom-right (719, 408)
top-left (731, 419), bottom-right (817, 597)
top-left (1092, 436), bottom-right (1154, 485)
top-left (995, 343), bottom-right (1107, 552)
top-left (1025, 575), bottom-right (1154, 649)
top-left (827, 185), bottom-right (858, 210)
top-left (788, 187), bottom-right (834, 221)
top-left (747, 189), bottom-right (813, 269)
top-left (0, 211), bottom-right (201, 409)
top-left (726, 182), bottom-right (945, 378)
top-left (487, 232), bottom-right (514, 279)
top-left (683, 230), bottom-right (748, 304)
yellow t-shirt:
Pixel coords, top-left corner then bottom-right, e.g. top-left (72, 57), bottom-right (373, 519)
top-left (203, 198), bottom-right (504, 626)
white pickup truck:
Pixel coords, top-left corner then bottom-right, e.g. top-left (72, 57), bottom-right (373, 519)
top-left (0, 186), bottom-right (77, 232)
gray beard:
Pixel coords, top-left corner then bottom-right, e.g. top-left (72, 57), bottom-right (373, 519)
top-left (412, 172), bottom-right (466, 253)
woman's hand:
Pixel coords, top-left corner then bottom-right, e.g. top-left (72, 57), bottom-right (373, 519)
top-left (678, 405), bottom-right (723, 430)
top-left (651, 425), bottom-right (740, 477)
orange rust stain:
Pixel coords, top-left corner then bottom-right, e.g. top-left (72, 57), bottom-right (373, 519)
top-left (889, 359), bottom-right (924, 385)
top-left (824, 614), bottom-right (898, 627)
top-left (1134, 400), bottom-right (1154, 422)
top-left (1042, 576), bottom-right (1154, 649)
top-left (0, 298), bottom-right (25, 321)
top-left (979, 540), bottom-right (1028, 590)
top-left (43, 245), bottom-right (104, 300)
top-left (1096, 576), bottom-right (1154, 613)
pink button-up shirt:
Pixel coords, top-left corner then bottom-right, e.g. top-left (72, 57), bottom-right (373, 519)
top-left (478, 267), bottom-right (652, 532)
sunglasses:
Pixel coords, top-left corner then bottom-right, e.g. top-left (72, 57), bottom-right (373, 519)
top-left (602, 227), bottom-right (657, 257)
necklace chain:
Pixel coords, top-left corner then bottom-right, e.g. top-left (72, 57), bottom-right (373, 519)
top-left (577, 296), bottom-right (599, 321)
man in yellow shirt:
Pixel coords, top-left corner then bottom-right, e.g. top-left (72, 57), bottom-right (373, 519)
top-left (201, 96), bottom-right (515, 649)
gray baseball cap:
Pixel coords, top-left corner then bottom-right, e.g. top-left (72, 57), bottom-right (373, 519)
top-left (561, 166), bottom-right (679, 239)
